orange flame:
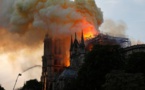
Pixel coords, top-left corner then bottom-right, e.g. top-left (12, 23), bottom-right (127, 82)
top-left (65, 60), bottom-right (70, 67)
top-left (63, 18), bottom-right (98, 67)
top-left (82, 18), bottom-right (98, 39)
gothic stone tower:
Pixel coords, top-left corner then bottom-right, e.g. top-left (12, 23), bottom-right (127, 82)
top-left (41, 34), bottom-right (65, 90)
top-left (70, 32), bottom-right (85, 70)
top-left (54, 32), bottom-right (86, 90)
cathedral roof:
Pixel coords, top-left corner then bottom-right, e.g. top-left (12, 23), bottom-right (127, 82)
top-left (58, 67), bottom-right (77, 80)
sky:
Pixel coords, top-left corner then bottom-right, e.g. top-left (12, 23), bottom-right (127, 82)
top-left (95, 0), bottom-right (145, 43)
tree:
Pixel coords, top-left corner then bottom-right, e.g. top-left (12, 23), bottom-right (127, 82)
top-left (0, 85), bottom-right (5, 90)
top-left (63, 79), bottom-right (78, 90)
top-left (126, 52), bottom-right (145, 74)
top-left (76, 45), bottom-right (124, 90)
top-left (20, 79), bottom-right (42, 90)
top-left (103, 70), bottom-right (145, 90)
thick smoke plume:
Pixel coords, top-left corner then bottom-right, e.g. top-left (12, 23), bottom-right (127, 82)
top-left (100, 19), bottom-right (144, 45)
top-left (10, 0), bottom-right (103, 35)
top-left (100, 19), bottom-right (127, 37)
top-left (0, 0), bottom-right (103, 90)
top-left (0, 0), bottom-right (103, 51)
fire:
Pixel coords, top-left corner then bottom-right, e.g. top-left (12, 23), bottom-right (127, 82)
top-left (60, 17), bottom-right (99, 67)
top-left (81, 18), bottom-right (99, 39)
top-left (65, 60), bottom-right (70, 67)
top-left (84, 27), bottom-right (97, 40)
top-left (64, 50), bottom-right (70, 67)
top-left (62, 23), bottom-right (97, 67)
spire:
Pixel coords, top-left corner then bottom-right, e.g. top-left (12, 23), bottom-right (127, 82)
top-left (80, 30), bottom-right (85, 48)
top-left (74, 32), bottom-right (79, 48)
top-left (81, 31), bottom-right (84, 43)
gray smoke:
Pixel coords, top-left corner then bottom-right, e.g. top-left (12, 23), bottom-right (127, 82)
top-left (100, 19), bottom-right (144, 45)
top-left (100, 19), bottom-right (127, 37)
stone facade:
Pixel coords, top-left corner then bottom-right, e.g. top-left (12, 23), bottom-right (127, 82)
top-left (41, 32), bottom-right (85, 90)
top-left (41, 34), bottom-right (66, 90)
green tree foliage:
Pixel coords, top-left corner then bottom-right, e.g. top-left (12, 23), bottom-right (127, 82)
top-left (0, 85), bottom-right (5, 90)
top-left (103, 70), bottom-right (145, 90)
top-left (20, 79), bottom-right (42, 90)
top-left (126, 52), bottom-right (145, 74)
top-left (76, 45), bottom-right (124, 90)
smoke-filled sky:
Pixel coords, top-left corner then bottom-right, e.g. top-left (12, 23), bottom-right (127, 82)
top-left (0, 0), bottom-right (145, 90)
top-left (95, 0), bottom-right (145, 43)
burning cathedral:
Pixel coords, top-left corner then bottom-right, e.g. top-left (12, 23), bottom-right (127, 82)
top-left (41, 32), bottom-right (86, 90)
